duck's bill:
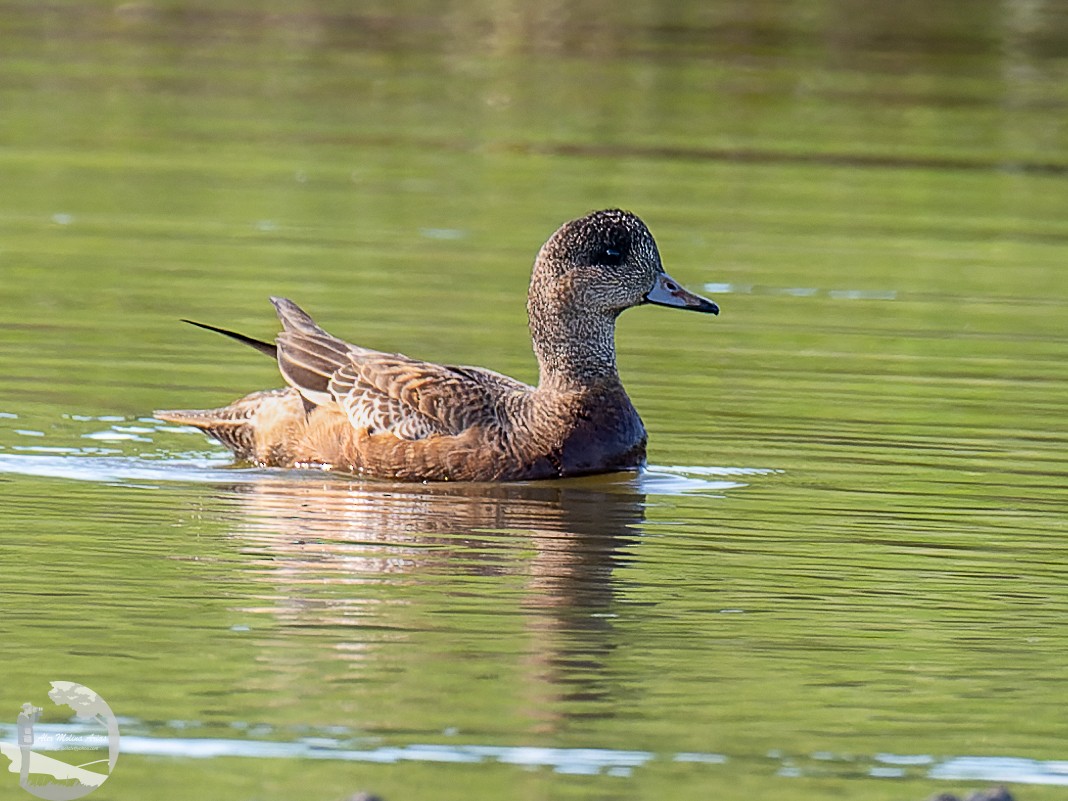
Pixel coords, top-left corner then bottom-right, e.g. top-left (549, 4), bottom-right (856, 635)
top-left (645, 271), bottom-right (719, 314)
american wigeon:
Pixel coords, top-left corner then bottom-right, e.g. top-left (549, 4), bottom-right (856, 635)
top-left (155, 209), bottom-right (718, 481)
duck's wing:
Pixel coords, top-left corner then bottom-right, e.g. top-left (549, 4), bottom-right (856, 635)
top-left (271, 297), bottom-right (530, 440)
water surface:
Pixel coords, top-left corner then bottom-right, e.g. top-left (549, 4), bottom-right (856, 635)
top-left (2, 2), bottom-right (1068, 800)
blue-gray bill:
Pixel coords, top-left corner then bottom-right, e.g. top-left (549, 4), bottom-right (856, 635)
top-left (644, 271), bottom-right (719, 314)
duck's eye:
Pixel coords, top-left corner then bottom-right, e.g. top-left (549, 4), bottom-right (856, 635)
top-left (597, 247), bottom-right (624, 266)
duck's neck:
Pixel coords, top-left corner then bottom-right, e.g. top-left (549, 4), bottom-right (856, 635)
top-left (529, 301), bottom-right (622, 392)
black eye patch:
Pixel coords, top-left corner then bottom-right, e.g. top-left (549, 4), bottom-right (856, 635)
top-left (596, 247), bottom-right (626, 266)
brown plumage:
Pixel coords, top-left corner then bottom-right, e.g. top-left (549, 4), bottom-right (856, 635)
top-left (155, 209), bottom-right (718, 481)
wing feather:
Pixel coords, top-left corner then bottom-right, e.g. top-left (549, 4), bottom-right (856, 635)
top-left (269, 297), bottom-right (530, 441)
top-left (275, 333), bottom-right (352, 406)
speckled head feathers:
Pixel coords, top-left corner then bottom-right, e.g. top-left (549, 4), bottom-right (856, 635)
top-left (528, 209), bottom-right (669, 323)
top-left (537, 209), bottom-right (662, 276)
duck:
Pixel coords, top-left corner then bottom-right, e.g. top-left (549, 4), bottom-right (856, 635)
top-left (155, 209), bottom-right (718, 481)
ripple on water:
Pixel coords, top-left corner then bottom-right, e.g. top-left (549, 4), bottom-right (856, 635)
top-left (641, 464), bottom-right (782, 496)
top-left (0, 414), bottom-right (780, 498)
top-left (0, 721), bottom-right (1060, 786)
top-left (0, 453), bottom-right (283, 486)
top-left (0, 451), bottom-right (778, 497)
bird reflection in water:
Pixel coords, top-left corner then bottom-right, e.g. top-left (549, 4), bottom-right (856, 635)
top-left (212, 472), bottom-right (649, 729)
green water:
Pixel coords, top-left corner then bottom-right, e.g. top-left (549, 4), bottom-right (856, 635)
top-left (2, 2), bottom-right (1068, 799)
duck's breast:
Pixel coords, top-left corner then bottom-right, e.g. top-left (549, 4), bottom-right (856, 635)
top-left (546, 390), bottom-right (647, 477)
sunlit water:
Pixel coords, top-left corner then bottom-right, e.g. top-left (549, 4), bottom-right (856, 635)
top-left (3, 2), bottom-right (1068, 800)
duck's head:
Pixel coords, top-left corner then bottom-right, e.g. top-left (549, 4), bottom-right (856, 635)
top-left (531, 209), bottom-right (719, 318)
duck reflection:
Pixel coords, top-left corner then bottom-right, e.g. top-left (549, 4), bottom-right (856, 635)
top-left (213, 471), bottom-right (647, 728)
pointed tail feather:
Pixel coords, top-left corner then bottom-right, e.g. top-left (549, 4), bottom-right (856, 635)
top-left (153, 408), bottom-right (221, 427)
top-left (155, 407), bottom-right (258, 458)
top-left (181, 319), bottom-right (277, 358)
top-left (155, 389), bottom-right (305, 465)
